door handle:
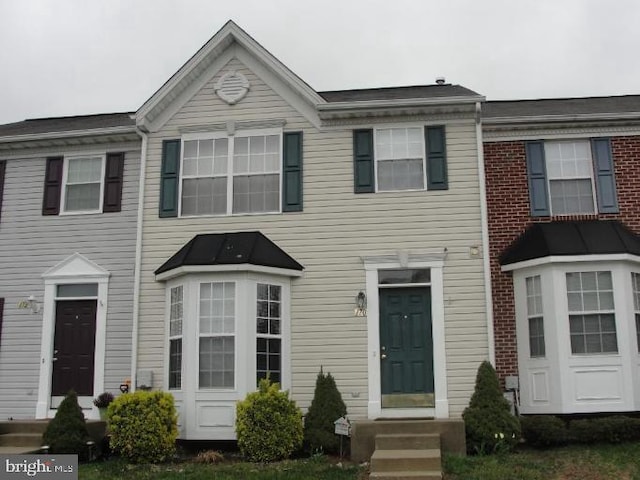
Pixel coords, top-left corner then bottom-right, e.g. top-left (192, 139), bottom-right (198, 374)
top-left (381, 353), bottom-right (387, 360)
top-left (380, 345), bottom-right (387, 359)
top-left (52, 350), bottom-right (58, 362)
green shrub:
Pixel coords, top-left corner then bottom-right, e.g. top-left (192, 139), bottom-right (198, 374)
top-left (570, 416), bottom-right (640, 444)
top-left (520, 415), bottom-right (569, 448)
top-left (236, 378), bottom-right (303, 462)
top-left (42, 390), bottom-right (90, 459)
top-left (462, 361), bottom-right (520, 455)
top-left (304, 368), bottom-right (347, 454)
top-left (108, 390), bottom-right (178, 463)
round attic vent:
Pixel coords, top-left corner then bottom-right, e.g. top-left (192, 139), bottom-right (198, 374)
top-left (215, 70), bottom-right (250, 105)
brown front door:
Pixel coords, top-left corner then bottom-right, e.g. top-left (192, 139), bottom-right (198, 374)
top-left (51, 300), bottom-right (97, 397)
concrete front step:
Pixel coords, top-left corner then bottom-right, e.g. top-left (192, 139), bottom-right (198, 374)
top-left (0, 433), bottom-right (43, 447)
top-left (375, 433), bottom-right (440, 451)
top-left (0, 420), bottom-right (49, 435)
top-left (371, 449), bottom-right (441, 472)
top-left (370, 471), bottom-right (442, 480)
top-left (0, 446), bottom-right (43, 454)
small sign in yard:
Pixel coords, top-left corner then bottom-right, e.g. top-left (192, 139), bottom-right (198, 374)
top-left (334, 416), bottom-right (351, 436)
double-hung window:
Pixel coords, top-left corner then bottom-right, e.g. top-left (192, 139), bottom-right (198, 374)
top-left (567, 271), bottom-right (617, 354)
top-left (181, 131), bottom-right (281, 216)
top-left (168, 286), bottom-right (183, 390)
top-left (198, 282), bottom-right (235, 388)
top-left (375, 127), bottom-right (425, 191)
top-left (63, 155), bottom-right (105, 213)
top-left (256, 283), bottom-right (282, 385)
top-left (633, 273), bottom-right (640, 352)
top-left (545, 140), bottom-right (596, 215)
top-left (526, 275), bottom-right (545, 358)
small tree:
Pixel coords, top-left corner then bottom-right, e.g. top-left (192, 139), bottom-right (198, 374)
top-left (236, 378), bottom-right (303, 462)
top-left (42, 390), bottom-right (90, 459)
top-left (304, 368), bottom-right (347, 454)
top-left (462, 361), bottom-right (520, 454)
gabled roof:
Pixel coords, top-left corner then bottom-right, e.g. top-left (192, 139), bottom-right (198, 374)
top-left (155, 231), bottom-right (304, 277)
top-left (320, 84), bottom-right (480, 102)
top-left (500, 220), bottom-right (640, 266)
top-left (135, 20), bottom-right (325, 132)
top-left (0, 112), bottom-right (135, 141)
top-left (484, 95), bottom-right (640, 122)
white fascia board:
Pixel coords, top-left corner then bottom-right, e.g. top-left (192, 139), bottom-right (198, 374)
top-left (0, 126), bottom-right (137, 144)
top-left (155, 264), bottom-right (304, 282)
top-left (483, 112), bottom-right (640, 126)
top-left (501, 254), bottom-right (640, 272)
top-left (317, 95), bottom-right (485, 113)
top-left (135, 20), bottom-right (325, 127)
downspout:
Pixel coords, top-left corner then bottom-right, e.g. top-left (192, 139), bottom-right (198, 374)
top-left (475, 101), bottom-right (496, 364)
top-left (131, 126), bottom-right (149, 392)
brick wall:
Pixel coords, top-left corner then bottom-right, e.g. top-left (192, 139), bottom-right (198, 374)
top-left (484, 136), bottom-right (640, 381)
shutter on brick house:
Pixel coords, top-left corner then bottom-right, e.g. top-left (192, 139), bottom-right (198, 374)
top-left (525, 141), bottom-right (550, 217)
top-left (103, 152), bottom-right (125, 212)
top-left (282, 132), bottom-right (303, 212)
top-left (0, 298), bottom-right (3, 346)
top-left (42, 156), bottom-right (64, 215)
top-left (353, 129), bottom-right (374, 193)
top-left (160, 140), bottom-right (181, 217)
top-left (425, 126), bottom-right (448, 190)
top-left (592, 138), bottom-right (619, 214)
top-left (0, 161), bottom-right (5, 222)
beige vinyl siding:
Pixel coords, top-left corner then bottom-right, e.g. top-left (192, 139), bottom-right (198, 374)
top-left (137, 57), bottom-right (488, 418)
top-left (0, 141), bottom-right (139, 418)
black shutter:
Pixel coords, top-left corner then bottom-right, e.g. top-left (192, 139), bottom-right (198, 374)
top-left (282, 132), bottom-right (303, 212)
top-left (425, 126), bottom-right (448, 190)
top-left (525, 141), bottom-right (550, 217)
top-left (160, 140), bottom-right (181, 218)
top-left (354, 129), bottom-right (374, 193)
top-left (42, 157), bottom-right (64, 215)
top-left (0, 161), bottom-right (5, 223)
top-left (592, 138), bottom-right (619, 214)
top-left (0, 298), bottom-right (3, 347)
top-left (103, 152), bottom-right (125, 213)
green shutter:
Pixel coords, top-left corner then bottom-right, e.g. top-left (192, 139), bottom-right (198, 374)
top-left (159, 140), bottom-right (180, 218)
top-left (425, 126), bottom-right (448, 190)
top-left (592, 138), bottom-right (619, 214)
top-left (282, 132), bottom-right (303, 212)
top-left (525, 141), bottom-right (550, 217)
top-left (353, 129), bottom-right (374, 193)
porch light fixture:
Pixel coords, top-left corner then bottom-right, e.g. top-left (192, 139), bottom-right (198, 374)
top-left (354, 291), bottom-right (367, 317)
top-left (17, 295), bottom-right (40, 314)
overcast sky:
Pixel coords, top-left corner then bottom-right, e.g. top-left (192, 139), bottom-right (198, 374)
top-left (1, 0), bottom-right (639, 124)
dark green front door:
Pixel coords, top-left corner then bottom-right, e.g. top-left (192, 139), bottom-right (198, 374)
top-left (380, 287), bottom-right (434, 408)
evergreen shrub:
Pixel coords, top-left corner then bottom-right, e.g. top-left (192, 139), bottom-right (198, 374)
top-left (569, 416), bottom-right (640, 444)
top-left (236, 378), bottom-right (303, 462)
top-left (303, 368), bottom-right (347, 454)
top-left (520, 415), bottom-right (569, 448)
top-left (108, 390), bottom-right (178, 463)
top-left (462, 361), bottom-right (520, 454)
top-left (42, 390), bottom-right (90, 460)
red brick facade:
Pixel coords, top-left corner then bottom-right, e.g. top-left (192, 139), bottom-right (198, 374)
top-left (484, 136), bottom-right (640, 381)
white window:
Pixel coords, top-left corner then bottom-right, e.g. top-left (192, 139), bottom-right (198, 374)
top-left (632, 273), bottom-right (640, 353)
top-left (256, 284), bottom-right (282, 385)
top-left (198, 282), bottom-right (235, 388)
top-left (181, 131), bottom-right (280, 216)
top-left (567, 271), bottom-right (617, 354)
top-left (545, 140), bottom-right (596, 215)
top-left (169, 286), bottom-right (183, 390)
top-left (526, 275), bottom-right (545, 358)
top-left (63, 155), bottom-right (104, 213)
top-left (375, 127), bottom-right (425, 191)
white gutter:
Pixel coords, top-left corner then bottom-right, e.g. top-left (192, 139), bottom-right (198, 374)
top-left (475, 101), bottom-right (495, 365)
top-left (483, 111), bottom-right (640, 125)
top-left (0, 126), bottom-right (137, 144)
top-left (317, 95), bottom-right (485, 112)
top-left (131, 127), bottom-right (149, 392)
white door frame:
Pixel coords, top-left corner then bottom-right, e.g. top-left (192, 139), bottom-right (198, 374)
top-left (36, 253), bottom-right (110, 419)
top-left (363, 253), bottom-right (449, 419)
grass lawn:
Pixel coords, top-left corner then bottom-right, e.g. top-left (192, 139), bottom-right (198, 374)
top-left (444, 441), bottom-right (640, 480)
top-left (78, 455), bottom-right (365, 480)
